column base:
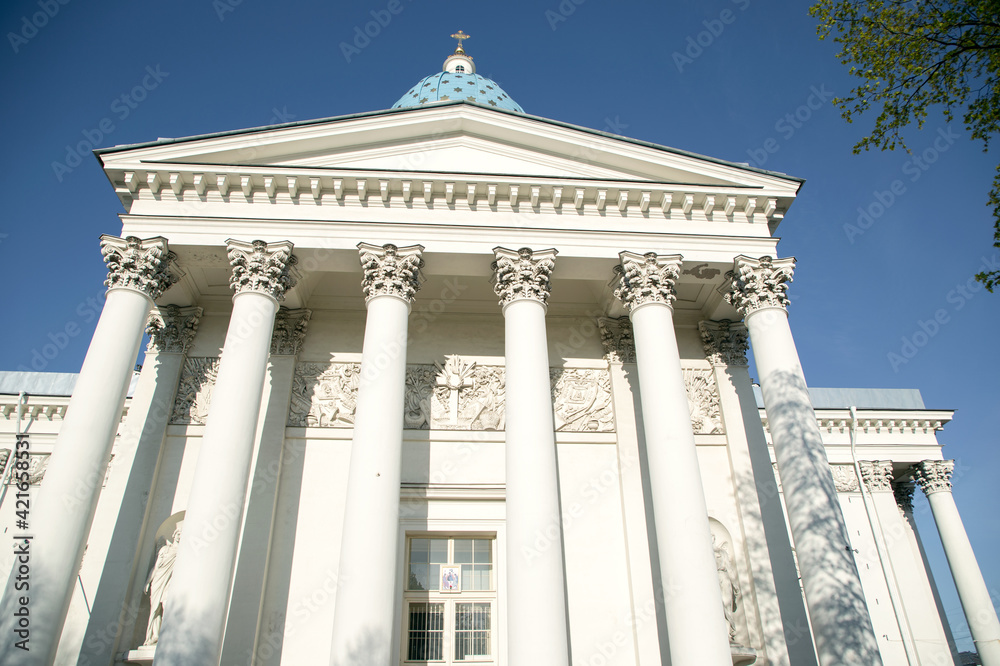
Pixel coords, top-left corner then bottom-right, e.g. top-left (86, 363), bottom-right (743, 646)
top-left (731, 645), bottom-right (758, 666)
top-left (124, 645), bottom-right (155, 665)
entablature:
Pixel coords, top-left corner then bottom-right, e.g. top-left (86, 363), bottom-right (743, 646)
top-left (106, 165), bottom-right (790, 234)
top-left (760, 407), bottom-right (952, 438)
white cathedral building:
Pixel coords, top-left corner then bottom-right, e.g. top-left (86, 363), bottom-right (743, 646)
top-left (0, 37), bottom-right (998, 666)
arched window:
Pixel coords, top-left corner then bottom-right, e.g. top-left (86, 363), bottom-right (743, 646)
top-left (455, 65), bottom-right (465, 73)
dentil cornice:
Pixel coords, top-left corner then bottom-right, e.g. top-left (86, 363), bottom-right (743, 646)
top-left (598, 317), bottom-right (635, 363)
top-left (271, 307), bottom-right (312, 355)
top-left (100, 235), bottom-right (178, 300)
top-left (492, 247), bottom-right (557, 306)
top-left (357, 243), bottom-right (425, 303)
top-left (722, 255), bottom-right (795, 316)
top-left (912, 459), bottom-right (955, 495)
top-left (226, 239), bottom-right (298, 301)
top-left (146, 305), bottom-right (203, 354)
top-left (699, 319), bottom-right (749, 367)
top-left (613, 251), bottom-right (682, 311)
top-left (859, 460), bottom-right (895, 492)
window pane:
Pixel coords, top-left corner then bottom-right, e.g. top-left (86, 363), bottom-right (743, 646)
top-left (474, 539), bottom-right (492, 563)
top-left (476, 565), bottom-right (492, 591)
top-left (407, 603), bottom-right (444, 660)
top-left (454, 539), bottom-right (474, 563)
top-left (430, 539), bottom-right (448, 563)
top-left (455, 603), bottom-right (491, 660)
top-left (428, 564), bottom-right (441, 591)
top-left (408, 563), bottom-right (428, 591)
top-left (461, 564), bottom-right (473, 590)
top-left (410, 539), bottom-right (428, 564)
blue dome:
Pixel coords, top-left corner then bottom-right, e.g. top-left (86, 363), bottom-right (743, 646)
top-left (392, 71), bottom-right (523, 113)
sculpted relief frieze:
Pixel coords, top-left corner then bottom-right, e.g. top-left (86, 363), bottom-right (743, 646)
top-left (684, 368), bottom-right (724, 435)
top-left (173, 355), bottom-right (722, 437)
top-left (286, 356), bottom-right (613, 432)
top-left (170, 357), bottom-right (220, 425)
top-left (550, 368), bottom-right (614, 432)
top-left (830, 464), bottom-right (860, 492)
top-left (288, 362), bottom-right (360, 427)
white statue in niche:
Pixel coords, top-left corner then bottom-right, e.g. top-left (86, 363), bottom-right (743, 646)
top-left (714, 535), bottom-right (741, 644)
top-left (142, 524), bottom-right (182, 646)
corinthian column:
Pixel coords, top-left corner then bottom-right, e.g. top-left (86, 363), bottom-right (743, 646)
top-left (223, 307), bottom-right (310, 664)
top-left (614, 252), bottom-right (732, 665)
top-left (492, 246), bottom-right (570, 666)
top-left (330, 243), bottom-right (423, 666)
top-left (80, 305), bottom-right (202, 666)
top-left (723, 256), bottom-right (881, 666)
top-left (700, 319), bottom-right (815, 666)
top-left (0, 235), bottom-right (176, 666)
top-left (913, 460), bottom-right (1000, 665)
top-left (155, 240), bottom-right (297, 666)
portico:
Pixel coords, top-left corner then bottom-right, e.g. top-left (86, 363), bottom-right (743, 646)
top-left (2, 40), bottom-right (995, 666)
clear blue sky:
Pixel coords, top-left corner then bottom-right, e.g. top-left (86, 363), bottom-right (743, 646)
top-left (1, 0), bottom-right (996, 654)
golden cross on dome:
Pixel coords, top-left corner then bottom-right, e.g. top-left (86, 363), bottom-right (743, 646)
top-left (450, 30), bottom-right (470, 50)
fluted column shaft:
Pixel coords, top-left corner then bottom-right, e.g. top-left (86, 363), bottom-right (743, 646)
top-left (724, 255), bottom-right (881, 666)
top-left (615, 252), bottom-right (732, 665)
top-left (493, 247), bottom-right (570, 666)
top-left (0, 235), bottom-right (176, 666)
top-left (330, 243), bottom-right (423, 666)
top-left (914, 460), bottom-right (1000, 665)
top-left (155, 239), bottom-right (297, 666)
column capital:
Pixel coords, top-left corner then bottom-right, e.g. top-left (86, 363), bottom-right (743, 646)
top-left (226, 239), bottom-right (298, 301)
top-left (492, 246), bottom-right (557, 306)
top-left (270, 307), bottom-right (311, 355)
top-left (100, 235), bottom-right (178, 300)
top-left (698, 319), bottom-right (749, 366)
top-left (598, 316), bottom-right (635, 363)
top-left (358, 242), bottom-right (425, 303)
top-left (859, 460), bottom-right (895, 492)
top-left (912, 459), bottom-right (955, 495)
top-left (146, 305), bottom-right (203, 354)
top-left (613, 251), bottom-right (682, 311)
top-left (722, 255), bottom-right (795, 316)
top-left (892, 480), bottom-right (915, 513)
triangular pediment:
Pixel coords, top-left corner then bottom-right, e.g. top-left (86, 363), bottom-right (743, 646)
top-left (98, 102), bottom-right (802, 191)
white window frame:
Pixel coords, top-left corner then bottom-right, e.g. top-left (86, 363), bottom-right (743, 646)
top-left (396, 509), bottom-right (506, 666)
top-left (401, 534), bottom-right (497, 665)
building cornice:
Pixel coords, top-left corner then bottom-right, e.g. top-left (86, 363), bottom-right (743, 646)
top-left (0, 394), bottom-right (131, 423)
top-left (759, 408), bottom-right (953, 435)
top-left (103, 164), bottom-right (790, 227)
